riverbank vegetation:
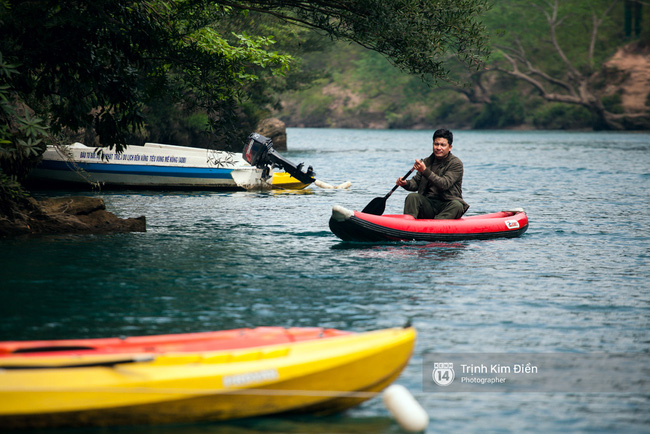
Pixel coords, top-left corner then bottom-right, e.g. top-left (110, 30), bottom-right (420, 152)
top-left (0, 0), bottom-right (491, 232)
top-left (1, 2), bottom-right (647, 211)
top-left (280, 0), bottom-right (650, 130)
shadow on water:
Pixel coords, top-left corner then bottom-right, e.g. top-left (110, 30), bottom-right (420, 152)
top-left (45, 415), bottom-right (396, 434)
top-left (331, 240), bottom-right (467, 261)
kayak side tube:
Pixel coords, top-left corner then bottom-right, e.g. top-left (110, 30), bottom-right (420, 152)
top-left (329, 205), bottom-right (529, 242)
top-left (0, 327), bottom-right (416, 429)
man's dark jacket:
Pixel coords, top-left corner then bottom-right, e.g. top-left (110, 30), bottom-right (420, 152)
top-left (402, 152), bottom-right (469, 213)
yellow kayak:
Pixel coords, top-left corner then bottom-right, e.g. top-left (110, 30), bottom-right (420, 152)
top-left (0, 327), bottom-right (415, 428)
top-left (271, 172), bottom-right (311, 189)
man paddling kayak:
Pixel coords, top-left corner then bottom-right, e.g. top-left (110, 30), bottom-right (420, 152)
top-left (396, 129), bottom-right (469, 219)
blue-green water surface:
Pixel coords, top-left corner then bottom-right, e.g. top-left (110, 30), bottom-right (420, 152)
top-left (1, 129), bottom-right (649, 433)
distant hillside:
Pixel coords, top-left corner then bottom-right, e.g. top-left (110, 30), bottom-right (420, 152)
top-left (604, 43), bottom-right (650, 113)
top-left (277, 1), bottom-right (650, 130)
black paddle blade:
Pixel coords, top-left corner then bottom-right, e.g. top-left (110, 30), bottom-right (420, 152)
top-left (362, 167), bottom-right (413, 215)
top-left (362, 197), bottom-right (386, 215)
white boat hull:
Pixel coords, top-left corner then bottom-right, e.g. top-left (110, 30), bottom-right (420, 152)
top-left (28, 143), bottom-right (271, 190)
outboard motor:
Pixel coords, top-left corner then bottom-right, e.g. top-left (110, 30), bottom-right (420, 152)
top-left (243, 133), bottom-right (316, 185)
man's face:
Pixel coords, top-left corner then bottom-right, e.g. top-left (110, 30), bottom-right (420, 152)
top-left (433, 137), bottom-right (452, 159)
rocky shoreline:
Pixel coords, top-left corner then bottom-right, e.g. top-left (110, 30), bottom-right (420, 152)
top-left (0, 196), bottom-right (146, 237)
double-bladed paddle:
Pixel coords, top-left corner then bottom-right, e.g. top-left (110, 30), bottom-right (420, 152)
top-left (362, 168), bottom-right (415, 215)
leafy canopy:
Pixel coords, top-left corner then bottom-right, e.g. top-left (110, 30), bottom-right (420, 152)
top-left (220, 0), bottom-right (491, 81)
top-left (0, 0), bottom-right (491, 169)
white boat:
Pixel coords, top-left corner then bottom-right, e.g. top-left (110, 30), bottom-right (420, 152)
top-left (27, 142), bottom-right (272, 190)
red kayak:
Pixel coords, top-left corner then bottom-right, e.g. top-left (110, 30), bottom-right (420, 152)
top-left (329, 205), bottom-right (529, 242)
top-left (0, 327), bottom-right (352, 358)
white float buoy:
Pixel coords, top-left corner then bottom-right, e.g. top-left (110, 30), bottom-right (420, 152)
top-left (382, 384), bottom-right (429, 432)
top-left (314, 179), bottom-right (351, 189)
top-left (314, 179), bottom-right (334, 189)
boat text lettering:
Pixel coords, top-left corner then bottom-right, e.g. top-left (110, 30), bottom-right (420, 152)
top-left (79, 151), bottom-right (186, 164)
top-left (222, 369), bottom-right (279, 387)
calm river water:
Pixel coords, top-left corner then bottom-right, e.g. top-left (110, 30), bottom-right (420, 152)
top-left (1, 129), bottom-right (649, 433)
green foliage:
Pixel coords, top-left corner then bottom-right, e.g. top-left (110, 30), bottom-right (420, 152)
top-left (1, 0), bottom-right (493, 168)
top-left (602, 93), bottom-right (625, 114)
top-left (385, 106), bottom-right (420, 129)
top-left (185, 113), bottom-right (210, 131)
top-left (0, 172), bottom-right (30, 218)
top-left (132, 96), bottom-right (214, 148)
top-left (121, 9), bottom-right (331, 150)
top-left (1, 0), bottom-right (299, 154)
top-left (281, 0), bottom-right (646, 131)
top-left (531, 103), bottom-right (595, 129)
top-left (189, 29), bottom-right (292, 81)
top-left (0, 52), bottom-right (49, 180)
top-left (293, 85), bottom-right (336, 127)
top-left (486, 0), bottom-right (624, 72)
top-left (481, 0), bottom-right (641, 129)
top-left (473, 93), bottom-right (526, 129)
top-left (228, 0), bottom-right (492, 84)
top-left (430, 96), bottom-right (481, 127)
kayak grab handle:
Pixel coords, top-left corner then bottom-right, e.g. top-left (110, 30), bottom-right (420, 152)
top-left (12, 345), bottom-right (95, 354)
top-left (0, 355), bottom-right (155, 370)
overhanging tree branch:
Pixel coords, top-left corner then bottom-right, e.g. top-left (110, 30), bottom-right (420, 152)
top-left (1, 0), bottom-right (493, 162)
top-left (588, 0), bottom-right (620, 70)
top-left (532, 0), bottom-right (581, 78)
top-left (215, 0), bottom-right (492, 83)
top-left (488, 0), bottom-right (646, 130)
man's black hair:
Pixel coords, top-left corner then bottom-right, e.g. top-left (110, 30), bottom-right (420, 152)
top-left (433, 128), bottom-right (453, 145)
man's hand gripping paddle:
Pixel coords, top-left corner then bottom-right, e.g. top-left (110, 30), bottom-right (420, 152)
top-left (361, 168), bottom-right (414, 215)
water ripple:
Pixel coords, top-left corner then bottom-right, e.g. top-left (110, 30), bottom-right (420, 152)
top-left (2, 129), bottom-right (649, 432)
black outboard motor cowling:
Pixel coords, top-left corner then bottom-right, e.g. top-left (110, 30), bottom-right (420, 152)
top-left (243, 133), bottom-right (273, 167)
top-left (244, 133), bottom-right (316, 185)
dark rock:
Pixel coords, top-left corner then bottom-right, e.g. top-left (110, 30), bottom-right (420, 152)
top-left (40, 196), bottom-right (106, 215)
top-left (255, 118), bottom-right (287, 150)
top-left (0, 196), bottom-right (146, 237)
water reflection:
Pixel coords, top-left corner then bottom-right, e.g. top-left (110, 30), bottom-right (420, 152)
top-left (332, 241), bottom-right (466, 261)
top-left (139, 415), bottom-right (395, 434)
top-left (268, 188), bottom-right (316, 196)
top-left (49, 415), bottom-right (397, 434)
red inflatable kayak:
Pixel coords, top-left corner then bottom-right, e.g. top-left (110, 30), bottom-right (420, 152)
top-left (0, 327), bottom-right (352, 358)
top-left (329, 205), bottom-right (529, 242)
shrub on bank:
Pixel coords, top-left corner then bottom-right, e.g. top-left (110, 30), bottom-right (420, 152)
top-left (532, 103), bottom-right (595, 129)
